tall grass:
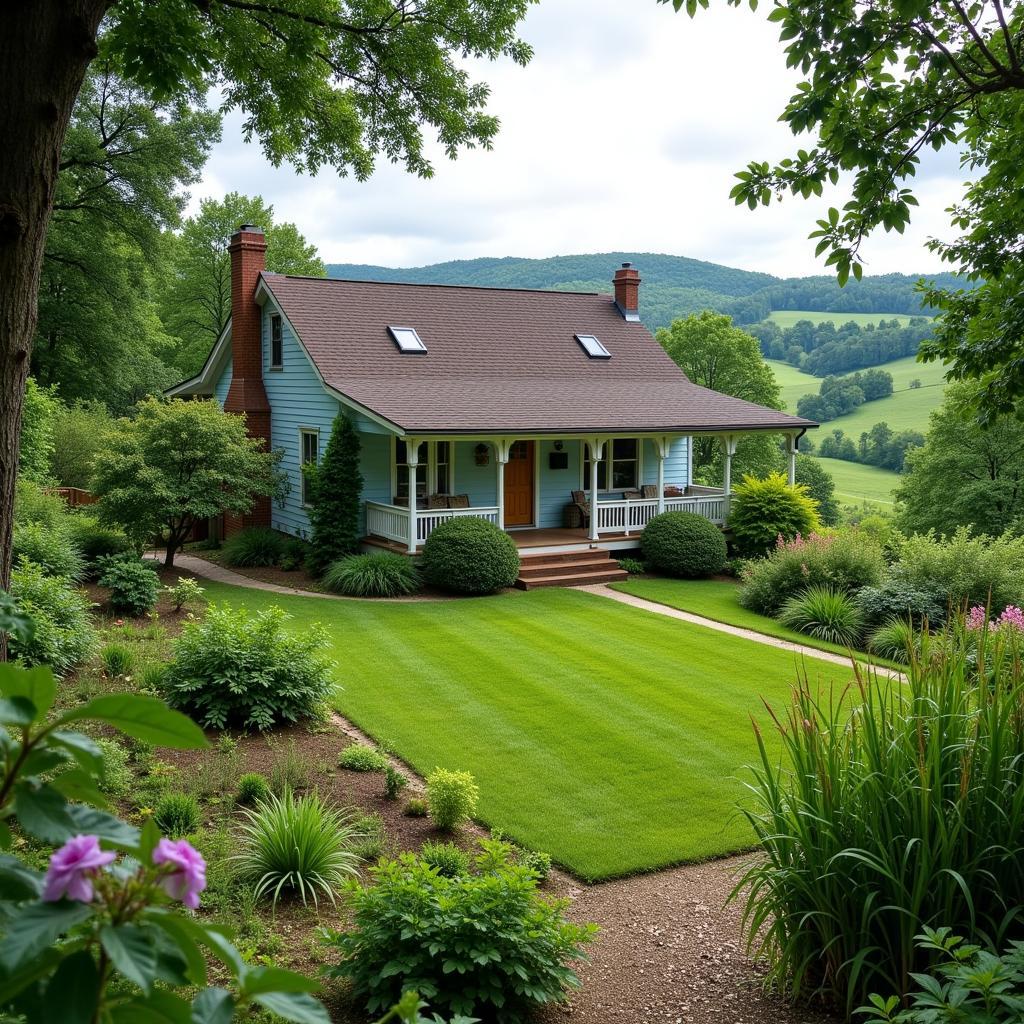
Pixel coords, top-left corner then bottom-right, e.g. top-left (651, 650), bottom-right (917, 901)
top-left (737, 617), bottom-right (1024, 1015)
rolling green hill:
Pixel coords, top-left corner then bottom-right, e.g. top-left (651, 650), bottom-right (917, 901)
top-left (815, 457), bottom-right (899, 507)
top-left (767, 310), bottom-right (919, 329)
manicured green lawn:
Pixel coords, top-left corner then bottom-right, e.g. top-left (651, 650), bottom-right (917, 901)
top-left (766, 309), bottom-right (920, 329)
top-left (201, 582), bottom-right (852, 880)
top-left (610, 576), bottom-right (884, 662)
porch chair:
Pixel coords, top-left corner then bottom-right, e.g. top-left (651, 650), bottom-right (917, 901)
top-left (448, 494), bottom-right (470, 509)
top-left (623, 489), bottom-right (642, 500)
top-left (641, 485), bottom-right (658, 499)
top-left (568, 490), bottom-right (591, 529)
top-left (426, 494), bottom-right (448, 510)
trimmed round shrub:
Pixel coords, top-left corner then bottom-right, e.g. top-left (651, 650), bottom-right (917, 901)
top-left (221, 527), bottom-right (285, 568)
top-left (426, 768), bottom-right (479, 831)
top-left (420, 517), bottom-right (519, 594)
top-left (640, 511), bottom-right (727, 578)
top-left (339, 744), bottom-right (389, 772)
top-left (233, 790), bottom-right (363, 909)
top-left (97, 556), bottom-right (160, 616)
top-left (728, 472), bottom-right (821, 557)
top-left (12, 522), bottom-right (85, 582)
top-left (323, 552), bottom-right (420, 597)
top-left (7, 560), bottom-right (96, 676)
top-left (778, 584), bottom-right (865, 646)
top-left (161, 604), bottom-right (336, 730)
top-left (237, 772), bottom-right (272, 805)
top-left (154, 792), bottom-right (201, 838)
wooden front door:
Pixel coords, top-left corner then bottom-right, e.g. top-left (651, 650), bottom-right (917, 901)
top-left (504, 441), bottom-right (535, 526)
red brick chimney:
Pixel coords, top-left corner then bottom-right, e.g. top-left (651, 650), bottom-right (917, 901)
top-left (613, 262), bottom-right (641, 321)
top-left (224, 224), bottom-right (272, 533)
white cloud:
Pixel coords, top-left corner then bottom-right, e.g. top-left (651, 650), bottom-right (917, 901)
top-left (191, 0), bottom-right (963, 277)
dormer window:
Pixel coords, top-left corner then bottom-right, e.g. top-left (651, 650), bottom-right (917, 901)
top-left (575, 333), bottom-right (610, 359)
top-left (388, 326), bottom-right (426, 353)
top-left (270, 313), bottom-right (283, 367)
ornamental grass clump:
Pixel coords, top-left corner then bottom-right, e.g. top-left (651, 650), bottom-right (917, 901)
top-left (233, 790), bottom-right (363, 910)
top-left (738, 617), bottom-right (1024, 1016)
top-left (161, 604), bottom-right (335, 730)
top-left (220, 527), bottom-right (285, 568)
top-left (325, 841), bottom-right (596, 1020)
top-left (322, 552), bottom-right (420, 597)
top-left (778, 584), bottom-right (865, 646)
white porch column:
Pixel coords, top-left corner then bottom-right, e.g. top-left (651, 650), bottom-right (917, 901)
top-left (722, 434), bottom-right (738, 497)
top-left (588, 438), bottom-right (605, 542)
top-left (785, 432), bottom-right (799, 486)
top-left (655, 436), bottom-right (670, 515)
top-left (495, 440), bottom-right (511, 531)
top-left (405, 438), bottom-right (420, 554)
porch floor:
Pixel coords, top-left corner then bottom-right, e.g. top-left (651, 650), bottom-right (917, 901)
top-left (363, 526), bottom-right (645, 555)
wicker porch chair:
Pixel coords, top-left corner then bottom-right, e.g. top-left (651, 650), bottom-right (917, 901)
top-left (426, 494), bottom-right (448, 510)
top-left (569, 490), bottom-right (591, 528)
top-left (641, 484), bottom-right (658, 499)
top-left (448, 494), bottom-right (470, 509)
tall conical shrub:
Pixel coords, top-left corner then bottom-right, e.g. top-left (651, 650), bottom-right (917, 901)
top-left (307, 414), bottom-right (363, 576)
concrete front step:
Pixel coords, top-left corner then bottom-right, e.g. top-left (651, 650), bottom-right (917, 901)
top-left (515, 568), bottom-right (629, 590)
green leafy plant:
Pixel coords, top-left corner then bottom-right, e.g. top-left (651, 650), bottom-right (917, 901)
top-left (384, 764), bottom-right (408, 800)
top-left (426, 769), bottom-right (479, 832)
top-left (616, 556), bottom-right (646, 575)
top-left (161, 604), bottom-right (335, 730)
top-left (640, 511), bottom-right (727, 578)
top-left (404, 798), bottom-right (429, 818)
top-left (7, 559), bottom-right (96, 675)
top-left (728, 472), bottom-right (821, 557)
top-left (165, 575), bottom-right (205, 612)
top-left (420, 841), bottom-right (470, 878)
top-left (221, 527), bottom-right (285, 568)
top-left (867, 617), bottom-right (922, 662)
top-left (778, 584), bottom-right (866, 646)
top-left (96, 738), bottom-right (133, 797)
top-left (154, 792), bottom-right (201, 838)
top-left (237, 773), bottom-right (272, 806)
top-left (279, 537), bottom-right (309, 572)
top-left (323, 552), bottom-right (421, 597)
top-left (856, 576), bottom-right (947, 628)
top-left (859, 927), bottom-right (1024, 1024)
top-left (0, 660), bottom-right (326, 1021)
top-left (420, 518), bottom-right (520, 595)
top-left (340, 744), bottom-right (389, 772)
top-left (12, 521), bottom-right (85, 581)
top-left (97, 556), bottom-right (160, 616)
top-left (739, 529), bottom-right (885, 616)
top-left (325, 842), bottom-right (596, 1020)
top-left (68, 516), bottom-right (132, 574)
top-left (738, 618), bottom-right (1024, 1014)
top-left (100, 641), bottom-right (135, 678)
top-left (305, 414), bottom-right (364, 577)
top-left (234, 790), bottom-right (363, 910)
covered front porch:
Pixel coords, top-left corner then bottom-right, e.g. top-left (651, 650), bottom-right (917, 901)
top-left (361, 430), bottom-right (802, 554)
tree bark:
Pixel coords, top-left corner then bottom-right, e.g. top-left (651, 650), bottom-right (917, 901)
top-left (0, 1), bottom-right (107, 651)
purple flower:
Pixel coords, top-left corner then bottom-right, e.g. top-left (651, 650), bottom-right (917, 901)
top-left (152, 838), bottom-right (206, 910)
top-left (42, 834), bottom-right (116, 903)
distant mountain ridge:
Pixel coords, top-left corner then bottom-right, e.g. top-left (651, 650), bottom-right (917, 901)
top-left (325, 252), bottom-right (962, 332)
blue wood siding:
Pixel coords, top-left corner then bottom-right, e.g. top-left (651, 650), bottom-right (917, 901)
top-left (214, 357), bottom-right (232, 404)
top-left (538, 440), bottom-right (581, 527)
top-left (641, 437), bottom-right (690, 489)
top-left (453, 441), bottom-right (499, 508)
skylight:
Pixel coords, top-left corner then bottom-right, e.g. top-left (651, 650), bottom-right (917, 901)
top-left (388, 326), bottom-right (427, 353)
top-left (575, 333), bottom-right (610, 359)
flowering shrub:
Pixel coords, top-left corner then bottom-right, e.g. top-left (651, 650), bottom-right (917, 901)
top-left (739, 529), bottom-right (885, 616)
top-left (0, 654), bottom-right (329, 1023)
top-left (967, 604), bottom-right (1024, 633)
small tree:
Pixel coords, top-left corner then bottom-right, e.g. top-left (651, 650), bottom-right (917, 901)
top-left (306, 414), bottom-right (363, 577)
top-left (93, 398), bottom-right (280, 567)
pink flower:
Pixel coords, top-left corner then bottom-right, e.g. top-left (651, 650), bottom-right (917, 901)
top-left (998, 605), bottom-right (1024, 632)
top-left (152, 838), bottom-right (206, 910)
top-left (42, 835), bottom-right (116, 903)
top-left (966, 606), bottom-right (990, 631)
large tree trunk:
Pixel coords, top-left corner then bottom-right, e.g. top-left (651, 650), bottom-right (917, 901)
top-left (0, 2), bottom-right (106, 641)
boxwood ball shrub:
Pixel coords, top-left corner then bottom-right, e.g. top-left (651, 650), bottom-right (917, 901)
top-left (426, 768), bottom-right (479, 831)
top-left (220, 527), bottom-right (285, 568)
top-left (420, 517), bottom-right (519, 594)
top-left (738, 618), bottom-right (1024, 1014)
top-left (728, 472), bottom-right (821, 557)
top-left (7, 560), bottom-right (96, 675)
top-left (323, 552), bottom-right (420, 597)
top-left (778, 584), bottom-right (866, 646)
top-left (160, 604), bottom-right (336, 730)
top-left (97, 556), bottom-right (160, 616)
top-left (325, 843), bottom-right (596, 1020)
top-left (640, 511), bottom-right (727, 578)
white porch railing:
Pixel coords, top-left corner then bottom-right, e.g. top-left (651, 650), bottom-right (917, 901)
top-left (366, 501), bottom-right (500, 547)
top-left (595, 494), bottom-right (730, 534)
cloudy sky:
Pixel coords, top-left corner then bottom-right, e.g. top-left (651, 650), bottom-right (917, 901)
top-left (193, 0), bottom-right (965, 276)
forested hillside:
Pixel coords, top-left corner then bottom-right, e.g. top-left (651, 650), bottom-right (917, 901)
top-left (326, 253), bottom-right (965, 332)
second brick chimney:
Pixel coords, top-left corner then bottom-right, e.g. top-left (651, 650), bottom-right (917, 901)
top-left (224, 224), bottom-right (272, 533)
top-left (613, 262), bottom-right (641, 322)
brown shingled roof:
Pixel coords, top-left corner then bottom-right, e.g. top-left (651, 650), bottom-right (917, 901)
top-left (261, 274), bottom-right (815, 435)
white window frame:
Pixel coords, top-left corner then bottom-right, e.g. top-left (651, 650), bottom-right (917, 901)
top-left (391, 438), bottom-right (456, 502)
top-left (299, 428), bottom-right (319, 506)
top-left (270, 313), bottom-right (284, 369)
top-left (582, 438), bottom-right (643, 493)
